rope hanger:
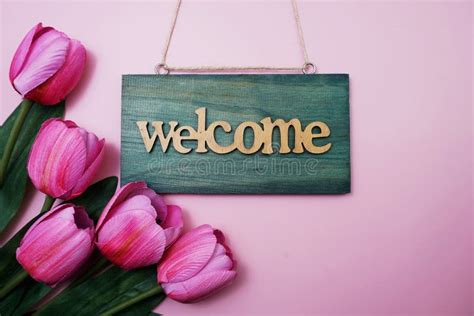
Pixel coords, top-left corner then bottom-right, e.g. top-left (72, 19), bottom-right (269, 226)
top-left (155, 0), bottom-right (316, 75)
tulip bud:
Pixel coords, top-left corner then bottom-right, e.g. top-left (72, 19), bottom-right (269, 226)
top-left (27, 118), bottom-right (105, 200)
top-left (157, 225), bottom-right (237, 303)
top-left (16, 204), bottom-right (95, 286)
top-left (9, 23), bottom-right (86, 105)
top-left (96, 181), bottom-right (183, 270)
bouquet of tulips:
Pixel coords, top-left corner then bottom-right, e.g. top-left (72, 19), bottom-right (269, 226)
top-left (0, 23), bottom-right (237, 315)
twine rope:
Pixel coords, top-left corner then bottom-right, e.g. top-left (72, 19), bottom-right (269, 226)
top-left (156, 0), bottom-right (315, 75)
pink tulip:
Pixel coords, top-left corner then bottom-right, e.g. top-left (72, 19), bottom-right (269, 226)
top-left (96, 181), bottom-right (183, 270)
top-left (9, 23), bottom-right (86, 105)
top-left (27, 118), bottom-right (105, 200)
top-left (157, 225), bottom-right (237, 303)
top-left (16, 204), bottom-right (95, 286)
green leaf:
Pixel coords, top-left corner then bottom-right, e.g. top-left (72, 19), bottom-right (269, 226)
top-left (65, 176), bottom-right (118, 222)
top-left (36, 266), bottom-right (166, 316)
top-left (0, 176), bottom-right (118, 316)
top-left (0, 278), bottom-right (50, 316)
top-left (0, 101), bottom-right (65, 232)
top-left (116, 295), bottom-right (164, 316)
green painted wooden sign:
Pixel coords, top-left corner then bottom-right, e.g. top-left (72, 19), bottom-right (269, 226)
top-left (121, 74), bottom-right (350, 194)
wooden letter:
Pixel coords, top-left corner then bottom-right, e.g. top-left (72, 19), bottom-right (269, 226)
top-left (136, 121), bottom-right (178, 153)
top-left (194, 107), bottom-right (208, 153)
top-left (303, 121), bottom-right (332, 154)
top-left (207, 121), bottom-right (236, 154)
top-left (173, 126), bottom-right (198, 154)
top-left (234, 122), bottom-right (264, 154)
top-left (260, 118), bottom-right (304, 155)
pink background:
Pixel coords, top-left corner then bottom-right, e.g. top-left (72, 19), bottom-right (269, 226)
top-left (1, 1), bottom-right (473, 315)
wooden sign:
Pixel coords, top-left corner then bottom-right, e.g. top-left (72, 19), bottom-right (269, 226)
top-left (121, 74), bottom-right (350, 194)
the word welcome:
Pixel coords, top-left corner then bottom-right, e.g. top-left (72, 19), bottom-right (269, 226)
top-left (136, 108), bottom-right (332, 155)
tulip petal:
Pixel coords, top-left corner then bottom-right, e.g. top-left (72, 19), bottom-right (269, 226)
top-left (199, 244), bottom-right (234, 274)
top-left (43, 228), bottom-right (94, 286)
top-left (78, 128), bottom-right (102, 168)
top-left (158, 225), bottom-right (216, 283)
top-left (131, 188), bottom-right (167, 222)
top-left (28, 118), bottom-right (67, 190)
top-left (44, 126), bottom-right (87, 197)
top-left (199, 244), bottom-right (234, 273)
top-left (214, 229), bottom-right (235, 262)
top-left (65, 138), bottom-right (105, 199)
top-left (27, 119), bottom-right (102, 199)
top-left (26, 39), bottom-right (86, 105)
top-left (162, 205), bottom-right (183, 229)
top-left (28, 119), bottom-right (85, 197)
top-left (72, 206), bottom-right (95, 230)
top-left (19, 204), bottom-right (93, 251)
top-left (21, 203), bottom-right (70, 241)
top-left (9, 23), bottom-right (43, 86)
top-left (96, 181), bottom-right (148, 231)
top-left (97, 210), bottom-right (166, 270)
top-left (13, 28), bottom-right (69, 95)
top-left (112, 195), bottom-right (157, 219)
top-left (27, 119), bottom-right (87, 198)
top-left (17, 206), bottom-right (94, 286)
top-left (19, 212), bottom-right (75, 254)
top-left (162, 205), bottom-right (183, 247)
top-left (163, 270), bottom-right (237, 303)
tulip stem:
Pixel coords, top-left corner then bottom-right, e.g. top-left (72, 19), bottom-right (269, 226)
top-left (41, 195), bottom-right (56, 213)
top-left (99, 286), bottom-right (164, 316)
top-left (0, 269), bottom-right (29, 299)
top-left (0, 99), bottom-right (33, 187)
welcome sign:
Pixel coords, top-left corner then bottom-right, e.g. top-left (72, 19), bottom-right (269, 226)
top-left (121, 74), bottom-right (350, 194)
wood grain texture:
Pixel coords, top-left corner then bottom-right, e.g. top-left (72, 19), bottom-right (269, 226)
top-left (121, 74), bottom-right (350, 194)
